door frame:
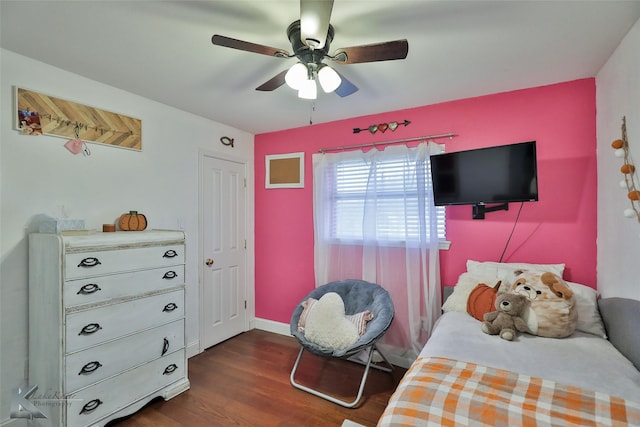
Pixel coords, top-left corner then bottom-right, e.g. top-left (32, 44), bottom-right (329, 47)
top-left (198, 149), bottom-right (254, 353)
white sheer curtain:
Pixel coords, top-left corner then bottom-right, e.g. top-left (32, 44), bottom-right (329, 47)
top-left (313, 142), bottom-right (444, 366)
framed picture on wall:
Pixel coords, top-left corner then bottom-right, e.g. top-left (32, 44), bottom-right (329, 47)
top-left (265, 152), bottom-right (304, 188)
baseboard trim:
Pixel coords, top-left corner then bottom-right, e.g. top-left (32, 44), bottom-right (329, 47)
top-left (187, 320), bottom-right (289, 358)
top-left (254, 318), bottom-right (290, 336)
top-left (251, 319), bottom-right (411, 367)
top-left (196, 318), bottom-right (411, 369)
top-left (186, 340), bottom-right (200, 358)
top-left (385, 354), bottom-right (412, 370)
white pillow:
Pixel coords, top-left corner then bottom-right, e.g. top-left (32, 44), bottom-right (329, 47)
top-left (444, 262), bottom-right (605, 337)
top-left (298, 297), bottom-right (373, 336)
top-left (567, 281), bottom-right (607, 338)
top-left (443, 261), bottom-right (565, 315)
top-left (466, 260), bottom-right (565, 284)
top-left (442, 271), bottom-right (507, 313)
top-left (304, 292), bottom-right (359, 350)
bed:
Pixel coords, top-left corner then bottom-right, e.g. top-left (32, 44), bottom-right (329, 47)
top-left (378, 261), bottom-right (640, 426)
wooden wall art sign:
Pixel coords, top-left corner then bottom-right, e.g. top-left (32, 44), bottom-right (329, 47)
top-left (15, 87), bottom-right (142, 151)
top-left (265, 152), bottom-right (304, 189)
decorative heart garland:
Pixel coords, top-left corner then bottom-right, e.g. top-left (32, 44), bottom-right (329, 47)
top-left (353, 119), bottom-right (410, 134)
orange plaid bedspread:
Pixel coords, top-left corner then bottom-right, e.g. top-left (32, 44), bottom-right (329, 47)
top-left (378, 357), bottom-right (640, 426)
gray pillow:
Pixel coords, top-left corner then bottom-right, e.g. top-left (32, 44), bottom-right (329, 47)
top-left (598, 297), bottom-right (640, 371)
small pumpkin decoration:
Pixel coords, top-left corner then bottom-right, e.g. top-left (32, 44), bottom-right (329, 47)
top-left (611, 139), bottom-right (624, 149)
top-left (118, 211), bottom-right (147, 231)
top-left (467, 281), bottom-right (502, 321)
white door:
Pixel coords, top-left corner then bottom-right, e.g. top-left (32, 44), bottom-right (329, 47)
top-left (200, 153), bottom-right (247, 349)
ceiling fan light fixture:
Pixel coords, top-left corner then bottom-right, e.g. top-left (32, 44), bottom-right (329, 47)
top-left (318, 64), bottom-right (341, 93)
top-left (213, 2), bottom-right (406, 99)
top-left (285, 62), bottom-right (308, 90)
top-left (298, 78), bottom-right (317, 99)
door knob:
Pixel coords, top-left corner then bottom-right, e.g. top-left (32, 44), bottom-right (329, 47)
top-left (205, 258), bottom-right (214, 266)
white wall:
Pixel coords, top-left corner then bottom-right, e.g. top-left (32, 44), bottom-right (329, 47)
top-left (0, 49), bottom-right (255, 425)
top-left (596, 17), bottom-right (640, 299)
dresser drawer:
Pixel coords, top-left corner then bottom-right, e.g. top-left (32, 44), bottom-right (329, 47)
top-left (66, 320), bottom-right (184, 393)
top-left (64, 266), bottom-right (185, 308)
top-left (66, 350), bottom-right (185, 427)
top-left (65, 244), bottom-right (184, 280)
top-left (66, 289), bottom-right (184, 353)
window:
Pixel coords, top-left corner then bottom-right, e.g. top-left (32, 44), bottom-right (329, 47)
top-left (323, 152), bottom-right (446, 244)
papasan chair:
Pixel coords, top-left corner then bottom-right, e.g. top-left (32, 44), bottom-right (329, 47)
top-left (289, 279), bottom-right (395, 408)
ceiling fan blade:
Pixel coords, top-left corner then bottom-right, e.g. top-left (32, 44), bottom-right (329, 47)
top-left (212, 34), bottom-right (290, 58)
top-left (300, 0), bottom-right (334, 49)
top-left (334, 72), bottom-right (358, 97)
top-left (256, 70), bottom-right (288, 91)
top-left (333, 39), bottom-right (409, 64)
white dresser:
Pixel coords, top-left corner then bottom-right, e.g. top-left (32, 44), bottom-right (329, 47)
top-left (29, 230), bottom-right (190, 427)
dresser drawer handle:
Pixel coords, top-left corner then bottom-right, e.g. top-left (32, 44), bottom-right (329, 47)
top-left (77, 257), bottom-right (101, 268)
top-left (79, 398), bottom-right (103, 415)
top-left (162, 337), bottom-right (170, 356)
top-left (79, 323), bottom-right (102, 335)
top-left (78, 361), bottom-right (102, 375)
top-left (162, 303), bottom-right (178, 312)
top-left (163, 364), bottom-right (178, 375)
top-left (162, 271), bottom-right (178, 279)
top-left (163, 250), bottom-right (178, 258)
top-left (77, 283), bottom-right (101, 295)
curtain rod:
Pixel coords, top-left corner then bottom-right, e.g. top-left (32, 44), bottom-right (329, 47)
top-left (318, 132), bottom-right (456, 153)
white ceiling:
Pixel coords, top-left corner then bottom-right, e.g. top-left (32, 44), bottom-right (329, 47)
top-left (2, 1), bottom-right (640, 135)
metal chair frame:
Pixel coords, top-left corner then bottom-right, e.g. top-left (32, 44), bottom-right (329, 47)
top-left (290, 343), bottom-right (394, 408)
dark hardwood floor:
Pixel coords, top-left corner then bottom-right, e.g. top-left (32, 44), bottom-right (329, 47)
top-left (110, 330), bottom-right (406, 427)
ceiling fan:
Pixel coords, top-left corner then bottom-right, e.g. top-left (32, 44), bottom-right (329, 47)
top-left (211, 0), bottom-right (409, 99)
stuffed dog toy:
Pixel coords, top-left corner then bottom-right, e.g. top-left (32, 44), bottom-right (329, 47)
top-left (509, 270), bottom-right (577, 338)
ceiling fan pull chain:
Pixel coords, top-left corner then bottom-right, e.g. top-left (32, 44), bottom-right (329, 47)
top-left (309, 102), bottom-right (315, 125)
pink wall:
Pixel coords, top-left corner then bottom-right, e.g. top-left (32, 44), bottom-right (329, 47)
top-left (255, 79), bottom-right (597, 323)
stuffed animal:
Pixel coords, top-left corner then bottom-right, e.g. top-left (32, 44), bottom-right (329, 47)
top-left (509, 270), bottom-right (577, 338)
top-left (482, 292), bottom-right (529, 341)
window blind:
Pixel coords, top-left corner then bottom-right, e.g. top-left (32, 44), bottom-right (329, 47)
top-left (328, 155), bottom-right (446, 242)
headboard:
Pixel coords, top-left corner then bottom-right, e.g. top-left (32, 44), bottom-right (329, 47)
top-left (598, 297), bottom-right (640, 371)
top-left (443, 286), bottom-right (455, 303)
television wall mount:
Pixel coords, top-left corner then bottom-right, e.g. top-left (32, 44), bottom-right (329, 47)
top-left (472, 203), bottom-right (509, 220)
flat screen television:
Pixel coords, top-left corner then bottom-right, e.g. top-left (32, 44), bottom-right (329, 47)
top-left (430, 141), bottom-right (538, 212)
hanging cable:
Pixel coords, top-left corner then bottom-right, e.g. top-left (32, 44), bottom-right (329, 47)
top-left (498, 202), bottom-right (524, 262)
